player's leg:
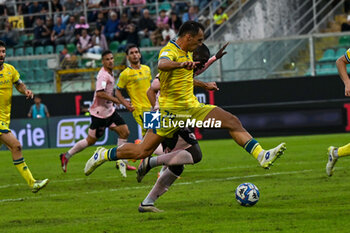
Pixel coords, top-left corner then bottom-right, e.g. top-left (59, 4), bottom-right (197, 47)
top-left (137, 128), bottom-right (201, 182)
top-left (84, 130), bottom-right (163, 176)
top-left (110, 123), bottom-right (134, 177)
top-left (59, 124), bottom-right (99, 172)
top-left (139, 165), bottom-right (184, 213)
top-left (0, 131), bottom-right (49, 192)
top-left (204, 107), bottom-right (286, 168)
top-left (326, 143), bottom-right (350, 176)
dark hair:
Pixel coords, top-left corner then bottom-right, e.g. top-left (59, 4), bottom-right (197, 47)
top-left (178, 21), bottom-right (205, 37)
top-left (193, 43), bottom-right (210, 62)
top-left (102, 50), bottom-right (113, 58)
top-left (0, 40), bottom-right (6, 48)
top-left (125, 44), bottom-right (140, 55)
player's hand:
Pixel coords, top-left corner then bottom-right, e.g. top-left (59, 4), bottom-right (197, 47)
top-left (205, 82), bottom-right (219, 91)
top-left (181, 61), bottom-right (200, 70)
top-left (25, 90), bottom-right (34, 99)
top-left (345, 84), bottom-right (350, 96)
top-left (125, 101), bottom-right (135, 112)
top-left (215, 42), bottom-right (229, 59)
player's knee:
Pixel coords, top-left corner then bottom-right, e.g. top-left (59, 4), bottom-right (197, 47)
top-left (10, 142), bottom-right (22, 153)
top-left (168, 165), bottom-right (184, 176)
top-left (186, 144), bottom-right (202, 164)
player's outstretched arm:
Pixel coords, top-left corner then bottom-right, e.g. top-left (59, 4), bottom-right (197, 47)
top-left (193, 79), bottom-right (219, 91)
top-left (158, 58), bottom-right (199, 71)
top-left (115, 89), bottom-right (135, 112)
top-left (336, 55), bottom-right (350, 96)
top-left (15, 81), bottom-right (33, 99)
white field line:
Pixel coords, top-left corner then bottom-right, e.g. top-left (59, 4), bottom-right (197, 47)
top-left (0, 161), bottom-right (320, 189)
top-left (0, 169), bottom-right (314, 203)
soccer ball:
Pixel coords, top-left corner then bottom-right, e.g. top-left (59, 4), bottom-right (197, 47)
top-left (235, 183), bottom-right (260, 206)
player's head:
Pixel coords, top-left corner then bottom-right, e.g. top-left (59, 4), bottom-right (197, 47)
top-left (125, 44), bottom-right (141, 65)
top-left (178, 21), bottom-right (205, 52)
top-left (193, 43), bottom-right (210, 72)
top-left (102, 50), bottom-right (114, 70)
top-left (34, 95), bottom-right (42, 104)
top-left (0, 40), bottom-right (6, 66)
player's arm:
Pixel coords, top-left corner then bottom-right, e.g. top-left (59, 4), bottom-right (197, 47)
top-left (147, 77), bottom-right (161, 108)
top-left (115, 89), bottom-right (135, 112)
top-left (193, 78), bottom-right (219, 91)
top-left (14, 80), bottom-right (34, 99)
top-left (158, 58), bottom-right (199, 71)
top-left (336, 55), bottom-right (350, 96)
top-left (195, 42), bottom-right (229, 76)
top-left (95, 90), bottom-right (121, 105)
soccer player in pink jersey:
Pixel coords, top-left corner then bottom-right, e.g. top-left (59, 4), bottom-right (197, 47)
top-left (59, 50), bottom-right (135, 176)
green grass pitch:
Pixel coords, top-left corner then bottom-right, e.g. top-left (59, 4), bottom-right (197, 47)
top-left (1, 133), bottom-right (350, 233)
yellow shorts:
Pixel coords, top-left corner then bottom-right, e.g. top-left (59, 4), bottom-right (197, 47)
top-left (0, 120), bottom-right (11, 136)
top-left (132, 110), bottom-right (147, 136)
top-left (156, 104), bottom-right (216, 138)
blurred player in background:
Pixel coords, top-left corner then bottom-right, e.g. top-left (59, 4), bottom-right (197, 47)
top-left (0, 40), bottom-right (49, 193)
top-left (59, 50), bottom-right (133, 177)
top-left (27, 95), bottom-right (50, 118)
top-left (327, 49), bottom-right (350, 176)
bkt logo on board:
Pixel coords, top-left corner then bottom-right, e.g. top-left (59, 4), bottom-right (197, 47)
top-left (57, 118), bottom-right (108, 147)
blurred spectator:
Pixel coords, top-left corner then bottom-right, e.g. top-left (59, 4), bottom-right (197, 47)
top-left (117, 12), bottom-right (130, 38)
top-left (32, 18), bottom-right (52, 46)
top-left (99, 0), bottom-right (110, 18)
top-left (0, 21), bottom-right (18, 47)
top-left (150, 27), bottom-right (163, 46)
top-left (5, 0), bottom-right (16, 16)
top-left (0, 1), bottom-right (8, 17)
top-left (194, 0), bottom-right (209, 10)
top-left (168, 11), bottom-right (182, 33)
top-left (28, 95), bottom-right (50, 119)
top-left (89, 27), bottom-right (108, 54)
top-left (213, 7), bottom-right (228, 31)
top-left (52, 0), bottom-right (63, 14)
top-left (137, 9), bottom-right (156, 39)
top-left (59, 47), bottom-right (78, 68)
top-left (51, 16), bottom-right (66, 45)
top-left (182, 6), bottom-right (198, 23)
top-left (96, 12), bottom-right (107, 32)
top-left (156, 9), bottom-right (169, 28)
top-left (75, 16), bottom-right (90, 35)
top-left (28, 1), bottom-right (44, 26)
top-left (65, 15), bottom-right (76, 44)
top-left (110, 0), bottom-right (122, 8)
top-left (345, 0), bottom-right (350, 14)
top-left (123, 23), bottom-right (139, 46)
top-left (161, 23), bottom-right (176, 45)
top-left (104, 11), bottom-right (120, 41)
top-left (173, 2), bottom-right (188, 15)
top-left (63, 0), bottom-right (75, 13)
top-left (76, 29), bottom-right (92, 55)
top-left (88, 0), bottom-right (100, 21)
top-left (342, 15), bottom-right (350, 32)
top-left (73, 0), bottom-right (83, 18)
top-left (124, 0), bottom-right (146, 18)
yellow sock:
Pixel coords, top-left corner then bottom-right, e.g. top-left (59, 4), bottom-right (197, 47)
top-left (14, 158), bottom-right (35, 187)
top-left (252, 145), bottom-right (263, 159)
top-left (244, 138), bottom-right (263, 159)
top-left (338, 143), bottom-right (350, 157)
top-left (104, 150), bottom-right (108, 160)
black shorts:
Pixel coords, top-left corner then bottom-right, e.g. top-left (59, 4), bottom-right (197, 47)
top-left (90, 110), bottom-right (126, 138)
top-left (161, 127), bottom-right (198, 152)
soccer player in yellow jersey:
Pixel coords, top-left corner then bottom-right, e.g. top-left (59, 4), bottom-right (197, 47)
top-left (326, 48), bottom-right (350, 176)
top-left (0, 40), bottom-right (49, 193)
top-left (116, 44), bottom-right (152, 135)
top-left (85, 22), bottom-right (286, 180)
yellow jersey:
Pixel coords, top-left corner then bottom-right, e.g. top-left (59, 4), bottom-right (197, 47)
top-left (117, 64), bottom-right (152, 110)
top-left (158, 40), bottom-right (199, 109)
top-left (0, 63), bottom-right (20, 125)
